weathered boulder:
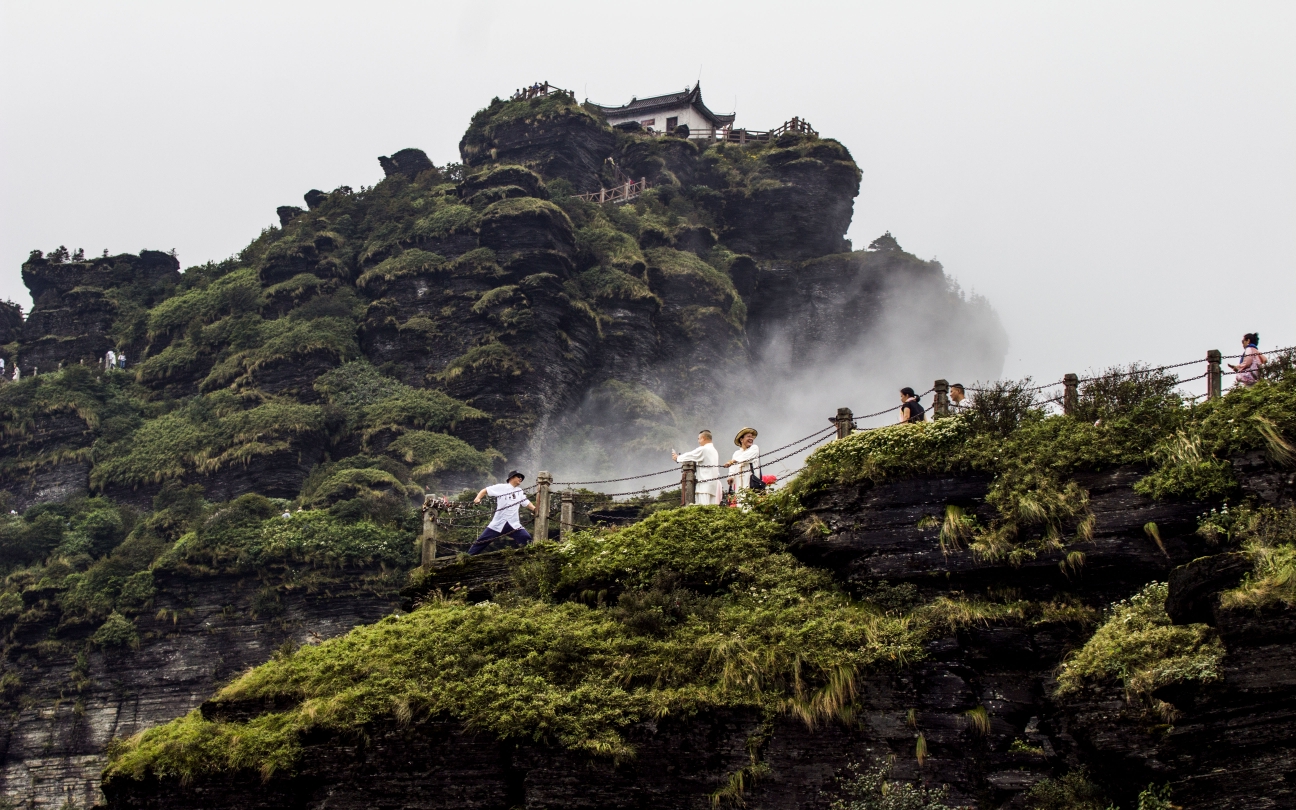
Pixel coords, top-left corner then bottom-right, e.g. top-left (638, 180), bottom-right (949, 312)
top-left (277, 205), bottom-right (305, 226)
top-left (377, 148), bottom-right (435, 180)
top-left (460, 96), bottom-right (615, 193)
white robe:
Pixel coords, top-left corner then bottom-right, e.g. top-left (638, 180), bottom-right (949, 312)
top-left (728, 444), bottom-right (761, 493)
top-left (677, 443), bottom-right (721, 504)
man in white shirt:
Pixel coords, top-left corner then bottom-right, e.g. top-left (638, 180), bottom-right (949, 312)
top-left (468, 471), bottom-right (536, 554)
top-left (949, 383), bottom-right (968, 412)
top-left (672, 430), bottom-right (721, 505)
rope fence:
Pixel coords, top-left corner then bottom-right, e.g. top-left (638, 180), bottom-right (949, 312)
top-left (416, 343), bottom-right (1294, 564)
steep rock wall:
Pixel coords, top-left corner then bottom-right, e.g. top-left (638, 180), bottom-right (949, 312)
top-left (0, 568), bottom-right (401, 808)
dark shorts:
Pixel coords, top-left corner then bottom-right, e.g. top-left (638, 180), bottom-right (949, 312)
top-left (468, 524), bottom-right (532, 555)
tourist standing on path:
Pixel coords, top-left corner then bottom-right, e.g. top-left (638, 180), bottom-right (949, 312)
top-left (724, 428), bottom-right (761, 496)
top-left (899, 388), bottom-right (926, 423)
top-left (468, 471), bottom-right (535, 555)
top-left (949, 384), bottom-right (968, 412)
top-left (1229, 333), bottom-right (1266, 387)
top-left (673, 430), bottom-right (721, 505)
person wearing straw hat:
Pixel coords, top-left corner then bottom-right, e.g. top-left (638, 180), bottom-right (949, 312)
top-left (672, 430), bottom-right (721, 505)
top-left (467, 470), bottom-right (535, 554)
top-left (724, 427), bottom-right (761, 498)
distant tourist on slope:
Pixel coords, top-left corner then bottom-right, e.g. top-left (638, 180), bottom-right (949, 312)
top-left (949, 383), bottom-right (968, 411)
top-left (673, 430), bottom-right (721, 505)
top-left (468, 471), bottom-right (535, 554)
top-left (899, 388), bottom-right (926, 423)
top-left (1229, 333), bottom-right (1266, 387)
top-left (724, 428), bottom-right (761, 497)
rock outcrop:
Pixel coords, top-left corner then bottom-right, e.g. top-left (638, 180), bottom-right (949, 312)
top-left (17, 251), bottom-right (179, 376)
top-left (0, 567), bottom-right (402, 808)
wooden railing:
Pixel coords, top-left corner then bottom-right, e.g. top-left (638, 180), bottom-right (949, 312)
top-left (574, 177), bottom-right (649, 205)
top-left (511, 82), bottom-right (574, 102)
top-left (718, 117), bottom-right (817, 145)
top-left (630, 117), bottom-right (817, 145)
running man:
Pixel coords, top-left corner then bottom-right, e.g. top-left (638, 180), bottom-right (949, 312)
top-left (467, 471), bottom-right (536, 555)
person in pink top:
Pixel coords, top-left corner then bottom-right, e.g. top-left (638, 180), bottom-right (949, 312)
top-left (1228, 332), bottom-right (1266, 386)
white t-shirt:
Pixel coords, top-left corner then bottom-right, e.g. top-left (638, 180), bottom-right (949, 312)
top-left (485, 483), bottom-right (532, 531)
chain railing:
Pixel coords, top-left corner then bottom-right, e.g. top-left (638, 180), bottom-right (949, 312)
top-left (417, 343), bottom-right (1294, 564)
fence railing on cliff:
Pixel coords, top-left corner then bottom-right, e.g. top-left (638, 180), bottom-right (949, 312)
top-left (628, 117), bottom-right (818, 145)
top-left (510, 82), bottom-right (574, 102)
top-left (573, 177), bottom-right (649, 205)
top-left (415, 344), bottom-right (1295, 565)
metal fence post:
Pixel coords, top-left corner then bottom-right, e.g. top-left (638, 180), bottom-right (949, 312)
top-left (834, 407), bottom-right (854, 440)
top-left (933, 380), bottom-right (950, 418)
top-left (534, 472), bottom-right (552, 543)
top-left (1207, 350), bottom-right (1222, 400)
top-left (1063, 374), bottom-right (1079, 415)
top-left (560, 491), bottom-right (574, 541)
top-left (420, 495), bottom-right (439, 567)
top-left (681, 461), bottom-right (697, 506)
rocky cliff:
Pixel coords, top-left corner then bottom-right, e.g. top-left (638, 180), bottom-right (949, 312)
top-left (2, 90), bottom-right (1005, 514)
top-left (95, 369), bottom-right (1296, 809)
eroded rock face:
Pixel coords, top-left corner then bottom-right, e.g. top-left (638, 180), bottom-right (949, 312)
top-left (791, 466), bottom-right (1211, 602)
top-left (0, 568), bottom-right (402, 808)
top-left (96, 462), bottom-right (1296, 810)
top-left (1058, 569), bottom-right (1296, 810)
top-left (17, 251), bottom-right (179, 375)
top-left (718, 145), bottom-right (861, 260)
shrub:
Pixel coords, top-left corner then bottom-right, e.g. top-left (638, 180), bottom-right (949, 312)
top-left (92, 611), bottom-right (139, 648)
top-left (1022, 767), bottom-right (1112, 810)
top-left (825, 763), bottom-right (953, 810)
top-left (1055, 582), bottom-right (1223, 701)
top-left (1218, 506), bottom-right (1296, 611)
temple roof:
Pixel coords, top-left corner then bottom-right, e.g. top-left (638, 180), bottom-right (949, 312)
top-left (588, 83), bottom-right (736, 127)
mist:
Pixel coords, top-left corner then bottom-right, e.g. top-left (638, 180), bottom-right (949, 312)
top-left (532, 247), bottom-right (1007, 491)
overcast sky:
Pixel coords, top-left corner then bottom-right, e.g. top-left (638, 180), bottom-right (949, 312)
top-left (2, 0), bottom-right (1293, 392)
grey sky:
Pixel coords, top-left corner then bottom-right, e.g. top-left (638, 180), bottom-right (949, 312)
top-left (2, 0), bottom-right (1293, 393)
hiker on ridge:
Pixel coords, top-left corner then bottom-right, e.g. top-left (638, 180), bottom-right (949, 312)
top-left (949, 383), bottom-right (969, 413)
top-left (468, 471), bottom-right (535, 554)
top-left (673, 430), bottom-right (722, 505)
top-left (724, 428), bottom-right (761, 497)
top-left (899, 388), bottom-right (926, 423)
top-left (1229, 332), bottom-right (1266, 387)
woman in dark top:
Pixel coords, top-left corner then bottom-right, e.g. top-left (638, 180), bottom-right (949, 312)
top-left (899, 387), bottom-right (926, 423)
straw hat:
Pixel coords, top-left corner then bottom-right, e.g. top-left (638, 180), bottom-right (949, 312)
top-left (733, 427), bottom-right (758, 447)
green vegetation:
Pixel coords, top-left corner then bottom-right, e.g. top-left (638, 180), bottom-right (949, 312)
top-left (90, 390), bottom-right (325, 489)
top-left (1055, 582), bottom-right (1223, 703)
top-left (107, 502), bottom-right (1113, 782)
top-left (793, 366), bottom-right (1296, 565)
top-left (825, 763), bottom-right (953, 810)
top-left (0, 486), bottom-right (413, 696)
top-left (1022, 768), bottom-right (1113, 810)
top-left (1216, 505), bottom-right (1296, 611)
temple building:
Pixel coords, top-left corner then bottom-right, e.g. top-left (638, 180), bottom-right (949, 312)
top-left (588, 82), bottom-right (736, 139)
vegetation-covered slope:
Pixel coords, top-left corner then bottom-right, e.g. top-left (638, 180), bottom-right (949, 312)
top-left (100, 364), bottom-right (1296, 809)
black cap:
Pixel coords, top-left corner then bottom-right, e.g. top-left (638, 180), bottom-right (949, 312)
top-left (900, 387), bottom-right (917, 398)
top-left (506, 470), bottom-right (525, 482)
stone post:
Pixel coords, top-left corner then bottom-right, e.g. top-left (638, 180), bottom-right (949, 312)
top-left (681, 461), bottom-right (697, 506)
top-left (560, 491), bottom-right (574, 542)
top-left (1207, 350), bottom-right (1222, 400)
top-left (933, 380), bottom-right (950, 418)
top-left (534, 472), bottom-right (552, 543)
top-left (599, 187), bottom-right (606, 203)
top-left (420, 495), bottom-right (440, 567)
top-left (834, 407), bottom-right (854, 440)
top-left (1063, 374), bottom-right (1079, 415)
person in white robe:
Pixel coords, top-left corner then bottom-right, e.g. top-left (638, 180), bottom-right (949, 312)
top-left (724, 427), bottom-right (761, 496)
top-left (672, 430), bottom-right (721, 505)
